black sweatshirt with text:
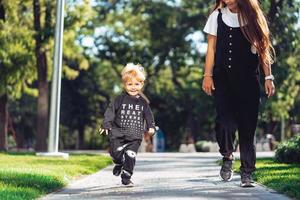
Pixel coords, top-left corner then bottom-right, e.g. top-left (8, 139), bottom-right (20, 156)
top-left (102, 92), bottom-right (155, 141)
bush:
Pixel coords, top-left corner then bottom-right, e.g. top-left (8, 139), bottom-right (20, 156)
top-left (275, 134), bottom-right (300, 164)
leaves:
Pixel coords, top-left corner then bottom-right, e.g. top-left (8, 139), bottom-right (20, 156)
top-left (0, 0), bottom-right (35, 99)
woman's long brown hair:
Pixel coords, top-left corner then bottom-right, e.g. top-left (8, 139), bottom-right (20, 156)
top-left (213, 0), bottom-right (275, 68)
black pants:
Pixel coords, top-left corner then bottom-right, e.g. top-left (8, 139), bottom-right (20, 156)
top-left (214, 73), bottom-right (260, 173)
top-left (109, 136), bottom-right (141, 180)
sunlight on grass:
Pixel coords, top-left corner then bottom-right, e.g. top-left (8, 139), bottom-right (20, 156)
top-left (0, 152), bottom-right (112, 200)
top-left (234, 158), bottom-right (300, 199)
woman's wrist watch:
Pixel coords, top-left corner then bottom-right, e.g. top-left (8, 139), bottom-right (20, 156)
top-left (265, 75), bottom-right (274, 81)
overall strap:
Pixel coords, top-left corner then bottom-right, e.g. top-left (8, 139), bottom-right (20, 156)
top-left (217, 8), bottom-right (222, 25)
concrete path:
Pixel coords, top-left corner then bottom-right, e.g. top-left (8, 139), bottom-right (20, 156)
top-left (41, 152), bottom-right (291, 200)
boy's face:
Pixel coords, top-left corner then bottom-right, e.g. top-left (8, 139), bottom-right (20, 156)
top-left (124, 78), bottom-right (144, 96)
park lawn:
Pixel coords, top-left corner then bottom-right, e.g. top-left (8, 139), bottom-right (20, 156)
top-left (0, 152), bottom-right (112, 200)
top-left (234, 158), bottom-right (300, 199)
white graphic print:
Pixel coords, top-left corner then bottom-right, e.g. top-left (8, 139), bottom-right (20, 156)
top-left (125, 150), bottom-right (136, 158)
top-left (116, 143), bottom-right (129, 151)
top-left (120, 103), bottom-right (144, 137)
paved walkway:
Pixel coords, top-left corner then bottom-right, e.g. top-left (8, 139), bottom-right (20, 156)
top-left (41, 152), bottom-right (291, 200)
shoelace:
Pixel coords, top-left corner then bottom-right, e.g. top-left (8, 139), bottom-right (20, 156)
top-left (221, 160), bottom-right (232, 172)
top-left (241, 172), bottom-right (251, 180)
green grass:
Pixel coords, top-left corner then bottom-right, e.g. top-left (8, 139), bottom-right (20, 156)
top-left (233, 158), bottom-right (300, 199)
top-left (0, 152), bottom-right (112, 200)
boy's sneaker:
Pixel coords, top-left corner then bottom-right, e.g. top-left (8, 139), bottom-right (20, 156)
top-left (219, 157), bottom-right (233, 181)
top-left (113, 164), bottom-right (122, 176)
top-left (122, 179), bottom-right (134, 187)
top-left (240, 172), bottom-right (255, 187)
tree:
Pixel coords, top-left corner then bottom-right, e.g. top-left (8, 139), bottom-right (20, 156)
top-left (258, 0), bottom-right (300, 139)
top-left (33, 0), bottom-right (52, 151)
top-left (3, 0), bottom-right (298, 150)
top-left (89, 0), bottom-right (215, 149)
top-left (60, 62), bottom-right (112, 149)
top-left (32, 0), bottom-right (94, 151)
top-left (88, 0), bottom-right (300, 148)
top-left (0, 0), bottom-right (35, 150)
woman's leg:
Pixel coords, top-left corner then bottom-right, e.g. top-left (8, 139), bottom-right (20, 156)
top-left (214, 76), bottom-right (238, 157)
top-left (237, 79), bottom-right (260, 187)
top-left (237, 95), bottom-right (260, 174)
top-left (214, 74), bottom-right (238, 181)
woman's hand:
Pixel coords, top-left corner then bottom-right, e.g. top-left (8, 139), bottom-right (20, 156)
top-left (265, 80), bottom-right (275, 98)
top-left (202, 76), bottom-right (215, 96)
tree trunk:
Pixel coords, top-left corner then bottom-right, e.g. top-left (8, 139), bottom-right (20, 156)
top-left (183, 97), bottom-right (196, 144)
top-left (77, 126), bottom-right (85, 149)
top-left (7, 112), bottom-right (19, 148)
top-left (34, 0), bottom-right (48, 151)
top-left (280, 116), bottom-right (285, 141)
top-left (0, 94), bottom-right (8, 151)
top-left (35, 68), bottom-right (48, 151)
top-left (185, 109), bottom-right (195, 144)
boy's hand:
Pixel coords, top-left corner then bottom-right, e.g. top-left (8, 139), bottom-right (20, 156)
top-left (99, 128), bottom-right (110, 135)
top-left (148, 128), bottom-right (155, 136)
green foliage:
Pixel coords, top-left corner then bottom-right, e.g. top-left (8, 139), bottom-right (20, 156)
top-left (0, 0), bottom-right (35, 98)
top-left (234, 158), bottom-right (300, 199)
top-left (275, 134), bottom-right (300, 163)
top-left (1, 0), bottom-right (97, 149)
top-left (90, 0), bottom-right (216, 149)
top-left (268, 39), bottom-right (300, 120)
top-left (260, 0), bottom-right (300, 122)
top-left (78, 0), bottom-right (300, 148)
top-left (62, 0), bottom-right (95, 79)
top-left (60, 61), bottom-right (119, 149)
top-left (2, 0), bottom-right (300, 149)
top-left (0, 152), bottom-right (112, 200)
top-left (9, 94), bottom-right (37, 148)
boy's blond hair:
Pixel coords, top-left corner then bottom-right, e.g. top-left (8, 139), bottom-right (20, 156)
top-left (121, 63), bottom-right (146, 83)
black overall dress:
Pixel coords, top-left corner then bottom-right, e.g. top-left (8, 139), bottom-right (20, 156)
top-left (213, 9), bottom-right (260, 173)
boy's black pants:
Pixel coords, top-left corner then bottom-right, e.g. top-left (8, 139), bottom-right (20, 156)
top-left (109, 136), bottom-right (141, 180)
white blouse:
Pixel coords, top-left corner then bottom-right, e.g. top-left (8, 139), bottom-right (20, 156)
top-left (203, 7), bottom-right (241, 36)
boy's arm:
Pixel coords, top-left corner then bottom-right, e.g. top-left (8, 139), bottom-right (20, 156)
top-left (102, 100), bottom-right (116, 130)
top-left (144, 104), bottom-right (155, 135)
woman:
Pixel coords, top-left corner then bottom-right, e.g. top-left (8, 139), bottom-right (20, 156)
top-left (202, 0), bottom-right (275, 187)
